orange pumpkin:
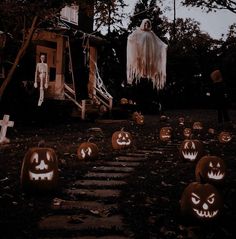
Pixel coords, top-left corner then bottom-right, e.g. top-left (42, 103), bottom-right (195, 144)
top-left (77, 140), bottom-right (99, 160)
top-left (218, 131), bottom-right (232, 144)
top-left (20, 147), bottom-right (59, 192)
top-left (159, 127), bottom-right (172, 142)
top-left (193, 121), bottom-right (203, 130)
top-left (180, 182), bottom-right (223, 221)
top-left (195, 156), bottom-right (226, 185)
top-left (112, 129), bottom-right (132, 150)
top-left (120, 98), bottom-right (128, 105)
top-left (183, 128), bottom-right (192, 139)
top-left (179, 139), bottom-right (204, 162)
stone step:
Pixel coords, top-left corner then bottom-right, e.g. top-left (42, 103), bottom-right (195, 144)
top-left (114, 156), bottom-right (146, 162)
top-left (39, 215), bottom-right (124, 232)
top-left (73, 180), bottom-right (127, 188)
top-left (52, 198), bottom-right (118, 213)
top-left (91, 166), bottom-right (134, 173)
top-left (65, 189), bottom-right (121, 199)
top-left (104, 161), bottom-right (140, 167)
top-left (84, 172), bottom-right (130, 179)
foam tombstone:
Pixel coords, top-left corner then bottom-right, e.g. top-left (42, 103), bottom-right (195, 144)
top-left (179, 139), bottom-right (204, 162)
top-left (112, 128), bottom-right (132, 150)
top-left (77, 139), bottom-right (99, 160)
top-left (195, 156), bottom-right (226, 185)
top-left (218, 131), bottom-right (232, 144)
top-left (180, 182), bottom-right (223, 222)
top-left (20, 147), bottom-right (58, 192)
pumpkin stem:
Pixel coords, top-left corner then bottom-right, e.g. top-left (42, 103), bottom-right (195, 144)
top-left (88, 136), bottom-right (94, 142)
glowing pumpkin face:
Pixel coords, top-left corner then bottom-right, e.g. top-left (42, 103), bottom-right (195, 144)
top-left (20, 147), bottom-right (58, 192)
top-left (159, 127), bottom-right (172, 142)
top-left (195, 156), bottom-right (226, 185)
top-left (218, 131), bottom-right (232, 143)
top-left (183, 128), bottom-right (192, 139)
top-left (132, 112), bottom-right (144, 125)
top-left (179, 117), bottom-right (185, 126)
top-left (120, 98), bottom-right (128, 105)
top-left (77, 142), bottom-right (99, 160)
top-left (112, 129), bottom-right (132, 150)
top-left (179, 139), bottom-right (204, 162)
top-left (193, 122), bottom-right (203, 130)
top-left (180, 182), bottom-right (223, 221)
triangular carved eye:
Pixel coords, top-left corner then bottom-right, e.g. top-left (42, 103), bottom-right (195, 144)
top-left (118, 133), bottom-right (122, 138)
top-left (31, 153), bottom-right (39, 164)
top-left (125, 133), bottom-right (129, 138)
top-left (209, 162), bottom-right (213, 168)
top-left (191, 141), bottom-right (196, 149)
top-left (184, 142), bottom-right (189, 149)
top-left (217, 162), bottom-right (220, 167)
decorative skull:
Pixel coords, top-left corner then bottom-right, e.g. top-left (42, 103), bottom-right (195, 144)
top-left (179, 139), bottom-right (204, 162)
top-left (180, 182), bottom-right (223, 221)
top-left (77, 141), bottom-right (99, 160)
top-left (112, 129), bottom-right (132, 149)
top-left (20, 147), bottom-right (58, 192)
top-left (159, 127), bottom-right (172, 142)
top-left (218, 131), bottom-right (232, 144)
top-left (195, 156), bottom-right (226, 185)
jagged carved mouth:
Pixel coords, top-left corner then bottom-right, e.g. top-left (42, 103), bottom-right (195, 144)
top-left (193, 208), bottom-right (218, 218)
top-left (207, 171), bottom-right (224, 180)
top-left (182, 151), bottom-right (198, 161)
top-left (29, 171), bottom-right (54, 180)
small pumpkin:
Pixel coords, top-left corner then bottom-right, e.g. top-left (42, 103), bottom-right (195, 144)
top-left (208, 128), bottom-right (215, 135)
top-left (132, 111), bottom-right (140, 121)
top-left (112, 128), bottom-right (132, 150)
top-left (132, 112), bottom-right (144, 125)
top-left (159, 127), bottom-right (172, 142)
top-left (180, 182), bottom-right (223, 221)
top-left (160, 115), bottom-right (169, 122)
top-left (77, 139), bottom-right (99, 160)
top-left (120, 98), bottom-right (128, 105)
top-left (218, 131), bottom-right (232, 144)
top-left (179, 117), bottom-right (185, 126)
top-left (183, 128), bottom-right (192, 139)
top-left (20, 147), bottom-right (59, 192)
top-left (193, 121), bottom-right (203, 130)
top-left (195, 156), bottom-right (226, 185)
top-left (179, 139), bottom-right (204, 162)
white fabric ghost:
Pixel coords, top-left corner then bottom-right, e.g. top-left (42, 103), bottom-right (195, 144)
top-left (127, 19), bottom-right (167, 90)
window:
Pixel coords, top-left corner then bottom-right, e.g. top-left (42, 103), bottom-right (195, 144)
top-left (60, 5), bottom-right (79, 25)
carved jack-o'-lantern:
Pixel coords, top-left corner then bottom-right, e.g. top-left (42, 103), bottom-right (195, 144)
top-left (218, 131), bottom-right (232, 144)
top-left (193, 121), bottom-right (203, 130)
top-left (180, 182), bottom-right (223, 221)
top-left (112, 129), bottom-right (132, 150)
top-left (120, 98), bottom-right (128, 105)
top-left (160, 115), bottom-right (169, 122)
top-left (179, 117), bottom-right (185, 126)
top-left (179, 139), bottom-right (204, 162)
top-left (20, 147), bottom-right (58, 192)
top-left (77, 140), bottom-right (99, 160)
top-left (159, 127), bottom-right (172, 142)
top-left (195, 156), bottom-right (226, 185)
top-left (132, 112), bottom-right (144, 125)
top-left (183, 128), bottom-right (192, 139)
top-left (208, 128), bottom-right (215, 135)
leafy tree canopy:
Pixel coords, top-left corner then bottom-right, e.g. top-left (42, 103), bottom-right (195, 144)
top-left (181, 0), bottom-right (236, 14)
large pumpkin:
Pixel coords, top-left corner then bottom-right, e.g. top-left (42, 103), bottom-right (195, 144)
top-left (180, 182), bottom-right (223, 221)
top-left (179, 139), bottom-right (204, 162)
top-left (195, 156), bottom-right (226, 185)
top-left (159, 127), bottom-right (172, 142)
top-left (112, 129), bottom-right (132, 150)
top-left (77, 140), bottom-right (99, 160)
top-left (20, 147), bottom-right (58, 192)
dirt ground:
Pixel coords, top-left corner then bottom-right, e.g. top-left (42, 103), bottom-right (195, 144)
top-left (0, 108), bottom-right (236, 238)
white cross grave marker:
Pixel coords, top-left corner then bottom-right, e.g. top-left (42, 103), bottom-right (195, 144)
top-left (0, 115), bottom-right (14, 144)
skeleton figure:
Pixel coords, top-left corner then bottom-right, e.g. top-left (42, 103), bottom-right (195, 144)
top-left (127, 19), bottom-right (167, 90)
top-left (34, 54), bottom-right (49, 106)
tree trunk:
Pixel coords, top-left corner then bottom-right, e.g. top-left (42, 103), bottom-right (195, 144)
top-left (0, 16), bottom-right (38, 101)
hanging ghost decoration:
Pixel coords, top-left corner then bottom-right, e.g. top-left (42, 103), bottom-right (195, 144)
top-left (127, 19), bottom-right (168, 90)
